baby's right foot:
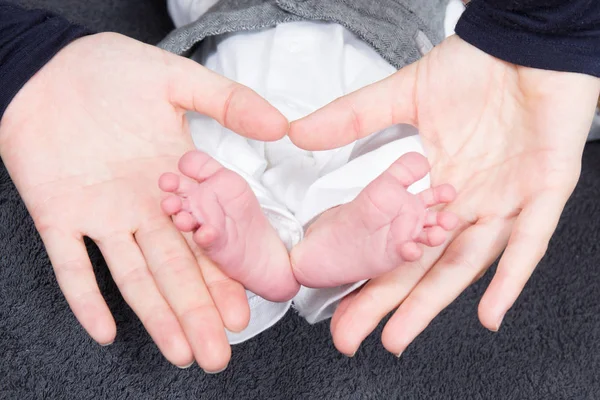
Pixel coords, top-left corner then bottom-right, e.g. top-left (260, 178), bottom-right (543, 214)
top-left (159, 151), bottom-right (299, 302)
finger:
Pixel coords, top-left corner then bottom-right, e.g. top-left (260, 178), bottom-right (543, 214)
top-left (330, 289), bottom-right (359, 336)
top-left (289, 63), bottom-right (418, 150)
top-left (330, 289), bottom-right (360, 356)
top-left (41, 227), bottom-right (116, 345)
top-left (188, 243), bottom-right (251, 334)
top-left (96, 234), bottom-right (194, 367)
top-left (380, 220), bottom-right (511, 356)
top-left (479, 192), bottom-right (567, 331)
top-left (330, 215), bottom-right (472, 355)
top-left (418, 184), bottom-right (457, 208)
top-left (165, 54), bottom-right (289, 141)
top-left (330, 220), bottom-right (472, 355)
top-left (136, 217), bottom-right (231, 373)
top-left (330, 258), bottom-right (434, 356)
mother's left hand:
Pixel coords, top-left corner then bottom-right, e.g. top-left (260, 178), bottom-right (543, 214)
top-left (289, 36), bottom-right (600, 356)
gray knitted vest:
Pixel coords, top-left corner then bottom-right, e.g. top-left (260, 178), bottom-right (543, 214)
top-left (158, 0), bottom-right (449, 70)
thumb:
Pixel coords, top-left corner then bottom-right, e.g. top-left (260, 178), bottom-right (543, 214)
top-left (289, 61), bottom-right (418, 150)
top-left (164, 50), bottom-right (289, 141)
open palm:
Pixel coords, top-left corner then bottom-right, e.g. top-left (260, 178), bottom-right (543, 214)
top-left (0, 33), bottom-right (288, 371)
top-left (290, 35), bottom-right (600, 356)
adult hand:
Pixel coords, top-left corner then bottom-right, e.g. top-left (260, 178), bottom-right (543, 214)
top-left (289, 35), bottom-right (600, 356)
top-left (0, 32), bottom-right (288, 371)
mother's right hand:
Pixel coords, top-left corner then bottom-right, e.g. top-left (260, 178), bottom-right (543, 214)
top-left (0, 33), bottom-right (289, 372)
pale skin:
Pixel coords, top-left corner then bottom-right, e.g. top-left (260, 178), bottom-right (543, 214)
top-left (158, 150), bottom-right (458, 296)
top-left (1, 30), bottom-right (598, 372)
top-left (288, 35), bottom-right (600, 357)
top-left (0, 32), bottom-right (292, 372)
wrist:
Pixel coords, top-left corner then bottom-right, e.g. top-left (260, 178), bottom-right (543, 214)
top-left (0, 63), bottom-right (45, 156)
top-left (0, 33), bottom-right (91, 157)
top-left (0, 5), bottom-right (91, 151)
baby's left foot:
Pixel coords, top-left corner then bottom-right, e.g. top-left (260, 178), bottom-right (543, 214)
top-left (159, 151), bottom-right (299, 302)
top-left (290, 152), bottom-right (458, 288)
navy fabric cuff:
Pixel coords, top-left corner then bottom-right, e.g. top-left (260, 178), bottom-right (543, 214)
top-left (455, 1), bottom-right (600, 78)
top-left (0, 4), bottom-right (91, 120)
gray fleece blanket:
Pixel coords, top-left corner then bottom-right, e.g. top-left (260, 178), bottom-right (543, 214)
top-left (3, 1), bottom-right (600, 398)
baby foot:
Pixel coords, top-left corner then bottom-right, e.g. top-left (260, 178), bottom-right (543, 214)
top-left (290, 152), bottom-right (458, 288)
top-left (159, 151), bottom-right (299, 302)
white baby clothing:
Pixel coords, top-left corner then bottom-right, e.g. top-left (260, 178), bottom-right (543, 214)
top-left (167, 0), bottom-right (465, 344)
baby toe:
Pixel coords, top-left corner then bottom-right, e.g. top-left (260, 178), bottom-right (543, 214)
top-left (158, 173), bottom-right (181, 193)
top-left (161, 195), bottom-right (183, 216)
top-left (396, 241), bottom-right (422, 262)
top-left (193, 225), bottom-right (220, 249)
top-left (173, 211), bottom-right (199, 232)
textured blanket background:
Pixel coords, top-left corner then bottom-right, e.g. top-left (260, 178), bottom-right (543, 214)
top-left (2, 1), bottom-right (600, 398)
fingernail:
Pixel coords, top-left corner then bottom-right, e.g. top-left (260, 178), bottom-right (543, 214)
top-left (492, 315), bottom-right (505, 332)
top-left (100, 341), bottom-right (114, 347)
top-left (396, 351), bottom-right (403, 358)
top-left (203, 365), bottom-right (228, 375)
top-left (345, 351), bottom-right (356, 358)
top-left (176, 361), bottom-right (194, 369)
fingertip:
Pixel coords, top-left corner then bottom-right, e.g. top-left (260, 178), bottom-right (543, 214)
top-left (288, 118), bottom-right (328, 151)
top-left (331, 309), bottom-right (361, 356)
top-left (199, 342), bottom-right (232, 374)
top-left (381, 323), bottom-right (407, 357)
top-left (215, 287), bottom-right (251, 334)
top-left (81, 305), bottom-right (116, 346)
top-left (267, 112), bottom-right (290, 141)
top-left (94, 320), bottom-right (117, 347)
top-left (479, 281), bottom-right (510, 332)
top-left (330, 291), bottom-right (357, 334)
top-left (222, 307), bottom-right (250, 333)
top-left (290, 246), bottom-right (314, 288)
top-left (164, 335), bottom-right (195, 368)
top-left (330, 287), bottom-right (384, 357)
top-left (331, 326), bottom-right (362, 358)
top-left (287, 120), bottom-right (305, 147)
top-left (68, 291), bottom-right (116, 346)
top-left (478, 296), bottom-right (504, 332)
top-left (229, 88), bottom-right (289, 141)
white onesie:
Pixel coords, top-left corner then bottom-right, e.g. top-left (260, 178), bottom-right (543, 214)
top-left (167, 0), bottom-right (465, 344)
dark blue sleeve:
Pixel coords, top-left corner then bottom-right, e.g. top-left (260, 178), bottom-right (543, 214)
top-left (0, 3), bottom-right (91, 119)
top-left (455, 0), bottom-right (600, 77)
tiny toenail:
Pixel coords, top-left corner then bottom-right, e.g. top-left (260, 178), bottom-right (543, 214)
top-left (177, 361), bottom-right (195, 369)
top-left (396, 351), bottom-right (403, 358)
top-left (345, 351), bottom-right (356, 358)
top-left (100, 341), bottom-right (114, 347)
top-left (203, 365), bottom-right (228, 374)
